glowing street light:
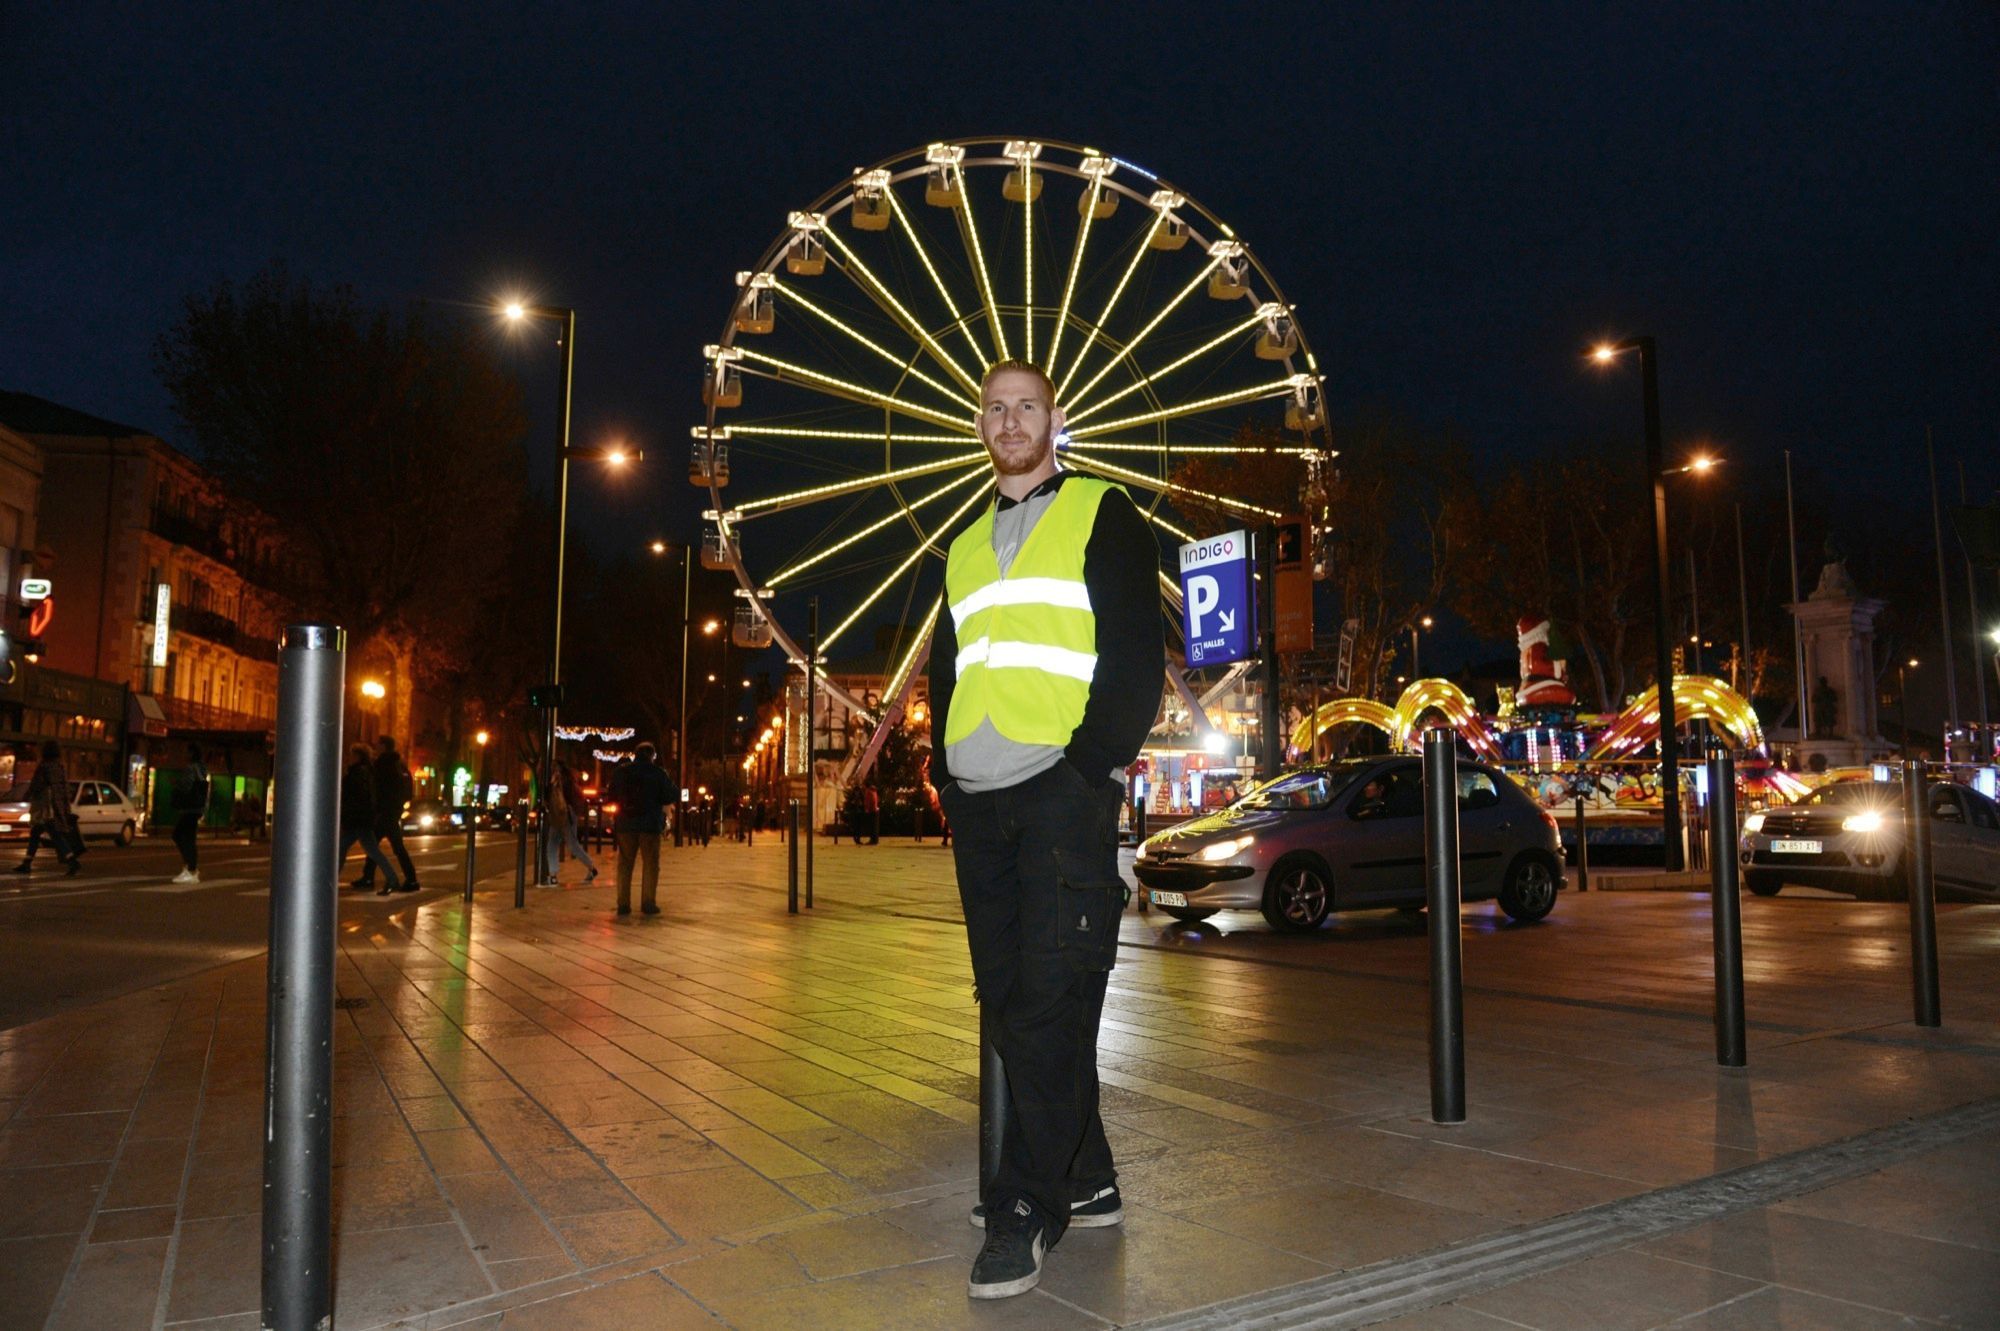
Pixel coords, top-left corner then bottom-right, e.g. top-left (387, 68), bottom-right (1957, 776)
top-left (475, 730), bottom-right (490, 746)
top-left (1589, 333), bottom-right (1686, 869)
top-left (1899, 657), bottom-right (1922, 760)
top-left (702, 619), bottom-right (721, 636)
top-left (359, 679), bottom-right (386, 700)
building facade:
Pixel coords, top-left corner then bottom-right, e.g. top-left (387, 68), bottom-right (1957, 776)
top-left (1, 393), bottom-right (294, 820)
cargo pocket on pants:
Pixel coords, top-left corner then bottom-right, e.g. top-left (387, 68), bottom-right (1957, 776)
top-left (1052, 846), bottom-right (1126, 972)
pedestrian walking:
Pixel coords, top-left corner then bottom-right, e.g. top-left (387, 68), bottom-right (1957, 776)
top-left (608, 742), bottom-right (671, 916)
top-left (170, 743), bottom-right (209, 884)
top-left (337, 743), bottom-right (402, 891)
top-left (12, 740), bottom-right (83, 877)
top-left (929, 360), bottom-right (1161, 1299)
top-left (541, 760), bottom-right (598, 882)
top-left (863, 781), bottom-right (881, 844)
top-left (356, 736), bottom-right (421, 893)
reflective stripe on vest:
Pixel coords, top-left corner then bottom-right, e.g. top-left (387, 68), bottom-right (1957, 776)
top-left (943, 477), bottom-right (1118, 748)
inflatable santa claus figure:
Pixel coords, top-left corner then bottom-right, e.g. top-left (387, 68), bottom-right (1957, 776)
top-left (1516, 617), bottom-right (1577, 708)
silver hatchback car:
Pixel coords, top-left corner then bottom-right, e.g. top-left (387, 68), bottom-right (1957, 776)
top-left (1134, 757), bottom-right (1565, 932)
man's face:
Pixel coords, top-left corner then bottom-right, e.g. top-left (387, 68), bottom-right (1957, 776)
top-left (977, 369), bottom-right (1063, 479)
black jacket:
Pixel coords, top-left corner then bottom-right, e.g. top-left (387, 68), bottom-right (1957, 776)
top-left (372, 750), bottom-right (412, 830)
top-left (341, 760), bottom-right (377, 831)
top-left (610, 758), bottom-right (673, 834)
top-left (927, 472), bottom-right (1163, 789)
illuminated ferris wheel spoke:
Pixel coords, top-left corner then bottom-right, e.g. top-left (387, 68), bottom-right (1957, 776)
top-left (1063, 439), bottom-right (1314, 455)
top-left (1063, 255), bottom-right (1223, 413)
top-left (1021, 161), bottom-right (1034, 363)
top-left (734, 349), bottom-right (967, 431)
top-left (881, 594), bottom-right (943, 707)
top-left (954, 164), bottom-right (1009, 362)
top-left (765, 466), bottom-right (993, 587)
top-left (731, 452), bottom-right (989, 518)
top-left (1053, 211), bottom-right (1163, 401)
top-left (817, 227), bottom-right (982, 395)
top-left (1063, 449), bottom-right (1283, 519)
top-left (1063, 309), bottom-right (1268, 427)
top-left (725, 425), bottom-right (977, 446)
top-left (1043, 176), bottom-right (1103, 379)
top-left (770, 278), bottom-right (973, 412)
top-left (1142, 508), bottom-right (1195, 544)
top-left (886, 190), bottom-right (990, 374)
top-left (1065, 378), bottom-right (1297, 439)
top-left (820, 481), bottom-right (994, 655)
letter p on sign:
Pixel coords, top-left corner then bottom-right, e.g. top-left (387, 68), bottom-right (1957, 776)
top-left (1187, 574), bottom-right (1219, 637)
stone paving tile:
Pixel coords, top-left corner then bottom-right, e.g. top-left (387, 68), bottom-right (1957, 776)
top-left (0, 1159), bottom-right (110, 1238)
top-left (90, 1203), bottom-right (179, 1242)
top-left (0, 1232), bottom-right (79, 1327)
top-left (700, 1254), bottom-right (1106, 1330)
top-left (47, 1234), bottom-right (170, 1330)
top-left (329, 1220), bottom-right (492, 1326)
top-left (1772, 1127), bottom-right (2000, 1253)
top-left (1639, 1283), bottom-right (1944, 1328)
top-left (164, 1212), bottom-right (262, 1322)
top-left (478, 1271), bottom-right (717, 1329)
top-left (0, 1107), bottom-right (130, 1168)
top-left (626, 1162), bottom-right (814, 1240)
top-left (1640, 1208), bottom-right (2000, 1326)
top-left (1459, 1247), bottom-right (1764, 1330)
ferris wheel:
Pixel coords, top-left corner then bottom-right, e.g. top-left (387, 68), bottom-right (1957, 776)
top-left (696, 137), bottom-right (1334, 750)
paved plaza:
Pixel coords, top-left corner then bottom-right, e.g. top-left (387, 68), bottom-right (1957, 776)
top-left (1, 837), bottom-right (1996, 1329)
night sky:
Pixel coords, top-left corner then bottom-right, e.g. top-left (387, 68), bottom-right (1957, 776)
top-left (6, 4), bottom-right (1995, 594)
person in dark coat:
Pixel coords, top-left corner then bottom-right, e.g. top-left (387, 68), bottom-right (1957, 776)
top-left (12, 740), bottom-right (82, 876)
top-left (355, 736), bottom-right (420, 893)
top-left (608, 742), bottom-right (672, 916)
top-left (338, 743), bottom-right (402, 891)
top-left (170, 743), bottom-right (209, 883)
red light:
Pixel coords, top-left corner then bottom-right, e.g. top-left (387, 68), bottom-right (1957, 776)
top-left (603, 802), bottom-right (619, 814)
top-left (1538, 808), bottom-right (1560, 832)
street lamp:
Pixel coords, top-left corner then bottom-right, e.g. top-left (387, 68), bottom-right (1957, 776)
top-left (1899, 657), bottom-right (1921, 760)
top-left (1411, 614), bottom-right (1433, 678)
top-left (650, 538), bottom-right (696, 843)
top-left (1591, 336), bottom-right (1686, 870)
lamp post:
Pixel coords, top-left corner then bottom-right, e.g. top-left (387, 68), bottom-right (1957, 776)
top-left (650, 539), bottom-right (695, 844)
top-left (1899, 657), bottom-right (1920, 760)
top-left (1592, 337), bottom-right (1684, 869)
top-left (1411, 615), bottom-right (1433, 679)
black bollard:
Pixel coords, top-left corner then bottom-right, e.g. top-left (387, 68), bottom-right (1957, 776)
top-left (1422, 728), bottom-right (1466, 1124)
top-left (1707, 749), bottom-right (1747, 1066)
top-left (513, 800), bottom-right (528, 909)
top-left (914, 803), bottom-right (924, 843)
top-left (1902, 761), bottom-right (1941, 1027)
top-left (978, 1003), bottom-right (1010, 1202)
top-left (462, 814), bottom-right (477, 903)
top-left (1573, 793), bottom-right (1590, 892)
top-left (805, 801), bottom-right (814, 911)
top-left (262, 624), bottom-right (344, 1331)
top-left (787, 799), bottom-right (800, 915)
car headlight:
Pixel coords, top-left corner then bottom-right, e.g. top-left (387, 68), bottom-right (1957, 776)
top-left (1198, 836), bottom-right (1255, 862)
top-left (1743, 813), bottom-right (1765, 835)
top-left (1841, 810), bottom-right (1884, 834)
top-left (418, 814), bottom-right (434, 828)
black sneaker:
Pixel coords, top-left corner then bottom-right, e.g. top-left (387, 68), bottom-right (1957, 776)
top-left (971, 1183), bottom-right (1121, 1230)
top-left (967, 1198), bottom-right (1045, 1299)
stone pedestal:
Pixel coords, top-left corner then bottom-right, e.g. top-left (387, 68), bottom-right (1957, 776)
top-left (1786, 560), bottom-right (1892, 770)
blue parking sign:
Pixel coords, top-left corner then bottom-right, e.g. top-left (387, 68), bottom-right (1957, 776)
top-left (1178, 530), bottom-right (1254, 667)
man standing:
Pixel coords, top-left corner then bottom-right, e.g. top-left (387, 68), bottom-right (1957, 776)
top-left (170, 743), bottom-right (209, 885)
top-left (608, 742), bottom-right (671, 917)
top-left (356, 736), bottom-right (420, 893)
top-left (929, 360), bottom-right (1162, 1298)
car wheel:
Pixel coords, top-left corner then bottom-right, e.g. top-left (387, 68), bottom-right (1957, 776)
top-left (1745, 871), bottom-right (1782, 897)
top-left (1497, 853), bottom-right (1559, 923)
top-left (1159, 906), bottom-right (1217, 924)
top-left (1261, 858), bottom-right (1332, 934)
top-left (117, 820), bottom-right (136, 847)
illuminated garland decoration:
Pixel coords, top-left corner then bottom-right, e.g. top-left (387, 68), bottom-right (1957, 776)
top-left (556, 725), bottom-right (637, 742)
top-left (593, 747), bottom-right (634, 762)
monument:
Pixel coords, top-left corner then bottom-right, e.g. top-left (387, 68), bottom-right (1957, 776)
top-left (1786, 542), bottom-right (1892, 769)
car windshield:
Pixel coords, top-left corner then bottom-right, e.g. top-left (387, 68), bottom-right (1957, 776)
top-left (1800, 782), bottom-right (1899, 807)
top-left (1233, 766), bottom-right (1367, 811)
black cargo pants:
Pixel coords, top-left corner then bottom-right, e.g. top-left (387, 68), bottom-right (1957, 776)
top-left (940, 761), bottom-right (1125, 1245)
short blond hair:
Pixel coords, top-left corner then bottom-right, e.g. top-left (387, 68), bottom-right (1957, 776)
top-left (980, 358), bottom-right (1055, 406)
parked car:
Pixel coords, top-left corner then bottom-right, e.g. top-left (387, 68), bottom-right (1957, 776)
top-left (1, 779), bottom-right (145, 846)
top-left (450, 804), bottom-right (509, 831)
top-left (402, 799), bottom-right (451, 834)
top-left (1134, 757), bottom-right (1565, 932)
top-left (1740, 779), bottom-right (2000, 901)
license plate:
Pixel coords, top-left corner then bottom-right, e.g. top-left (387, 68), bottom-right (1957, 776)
top-left (1149, 890), bottom-right (1188, 907)
top-left (1771, 838), bottom-right (1822, 855)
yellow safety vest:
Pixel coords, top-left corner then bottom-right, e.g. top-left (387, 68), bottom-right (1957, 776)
top-left (943, 477), bottom-right (1117, 747)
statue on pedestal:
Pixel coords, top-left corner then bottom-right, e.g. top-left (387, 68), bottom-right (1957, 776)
top-left (1811, 676), bottom-right (1839, 738)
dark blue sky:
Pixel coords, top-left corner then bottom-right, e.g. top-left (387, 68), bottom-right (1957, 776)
top-left (5, 2), bottom-right (1995, 561)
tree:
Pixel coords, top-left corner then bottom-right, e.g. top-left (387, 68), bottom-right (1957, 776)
top-left (1454, 439), bottom-right (1652, 712)
top-left (155, 264), bottom-right (531, 738)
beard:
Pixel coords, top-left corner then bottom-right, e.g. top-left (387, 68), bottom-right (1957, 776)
top-left (984, 421), bottom-right (1054, 477)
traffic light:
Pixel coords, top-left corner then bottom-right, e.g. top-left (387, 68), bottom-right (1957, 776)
top-left (6, 597), bottom-right (48, 665)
